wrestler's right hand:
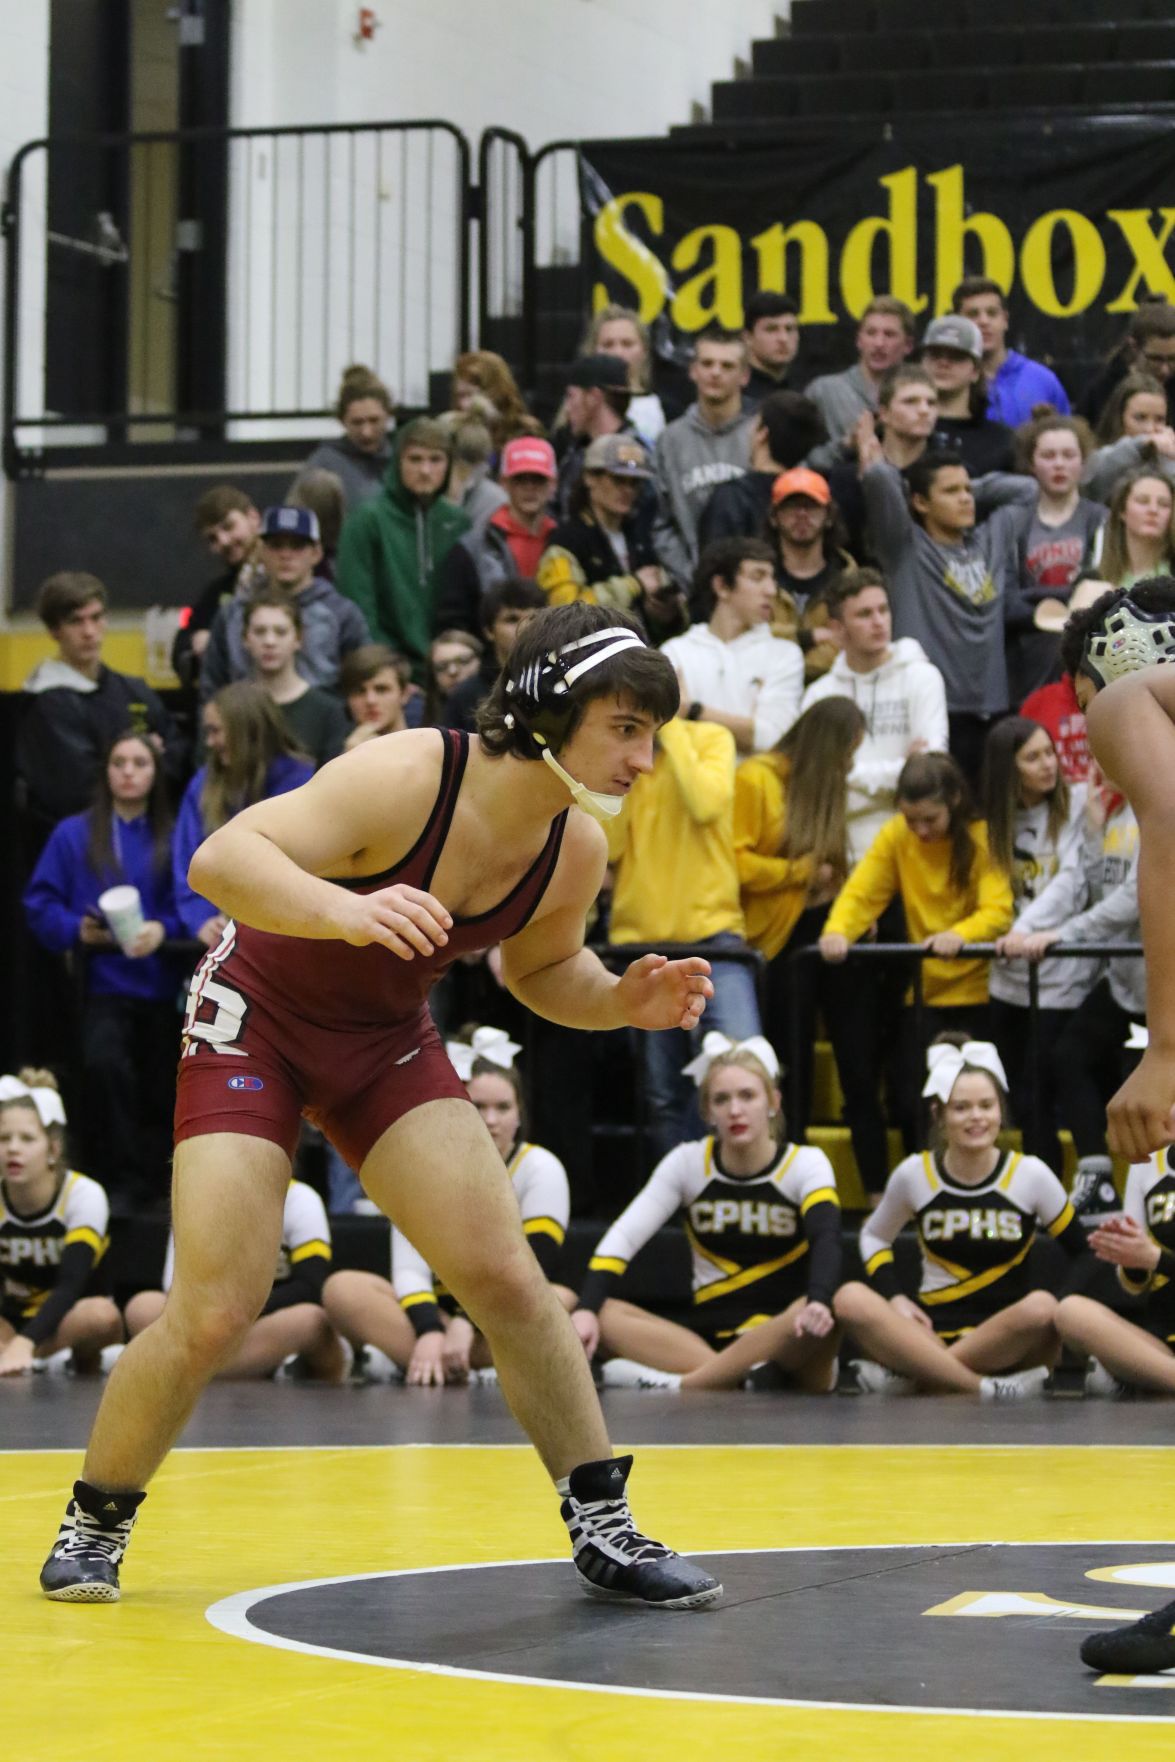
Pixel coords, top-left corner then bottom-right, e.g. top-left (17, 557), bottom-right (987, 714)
top-left (337, 883), bottom-right (452, 960)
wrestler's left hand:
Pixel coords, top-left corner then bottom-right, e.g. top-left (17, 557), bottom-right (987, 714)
top-left (1107, 1048), bottom-right (1175, 1163)
top-left (338, 883), bottom-right (453, 960)
top-left (616, 952), bottom-right (713, 1031)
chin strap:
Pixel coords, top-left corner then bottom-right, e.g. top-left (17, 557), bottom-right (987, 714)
top-left (539, 742), bottom-right (625, 821)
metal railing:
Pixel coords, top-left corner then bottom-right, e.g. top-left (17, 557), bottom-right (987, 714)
top-left (786, 940), bottom-right (1144, 1157)
top-left (3, 119), bottom-right (472, 470)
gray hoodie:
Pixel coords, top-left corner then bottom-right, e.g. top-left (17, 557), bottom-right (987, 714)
top-left (801, 636), bottom-right (949, 860)
top-left (861, 460), bottom-right (1031, 717)
top-left (805, 364), bottom-right (877, 470)
top-left (299, 435), bottom-right (393, 512)
top-left (652, 404), bottom-right (753, 583)
top-left (1081, 434), bottom-right (1175, 506)
top-left (200, 574), bottom-right (371, 702)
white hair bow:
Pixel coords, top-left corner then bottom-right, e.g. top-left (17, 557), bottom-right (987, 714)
top-left (0, 1075), bottom-right (67, 1129)
top-left (446, 1027), bottom-right (522, 1083)
top-left (921, 1041), bottom-right (1008, 1105)
top-left (1126, 1022), bottom-right (1149, 1050)
top-left (682, 1031), bottom-right (780, 1087)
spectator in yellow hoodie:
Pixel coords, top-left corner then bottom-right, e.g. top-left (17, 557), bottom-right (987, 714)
top-left (734, 698), bottom-right (865, 1135)
top-left (607, 715), bottom-right (761, 1157)
top-left (819, 751), bottom-right (1013, 1149)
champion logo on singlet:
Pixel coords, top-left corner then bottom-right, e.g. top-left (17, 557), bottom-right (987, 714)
top-left (227, 1074), bottom-right (265, 1092)
top-left (394, 1048), bottom-right (421, 1067)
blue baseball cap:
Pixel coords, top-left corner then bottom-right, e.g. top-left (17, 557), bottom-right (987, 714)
top-left (261, 505), bottom-right (321, 544)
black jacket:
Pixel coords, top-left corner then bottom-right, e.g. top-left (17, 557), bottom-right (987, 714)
top-left (17, 664), bottom-right (186, 833)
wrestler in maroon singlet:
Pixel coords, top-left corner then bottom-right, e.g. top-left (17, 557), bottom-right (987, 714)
top-left (176, 729), bottom-right (566, 1169)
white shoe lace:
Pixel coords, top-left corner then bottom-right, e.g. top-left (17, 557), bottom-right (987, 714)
top-left (55, 1506), bottom-right (133, 1564)
top-left (573, 1496), bottom-right (674, 1567)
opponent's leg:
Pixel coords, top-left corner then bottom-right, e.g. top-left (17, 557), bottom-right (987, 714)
top-left (948, 1291), bottom-right (1059, 1374)
top-left (321, 1268), bottom-right (416, 1367)
top-left (40, 1132), bottom-right (290, 1602)
top-left (1057, 1293), bottom-right (1175, 1393)
top-left (361, 1099), bottom-right (722, 1609)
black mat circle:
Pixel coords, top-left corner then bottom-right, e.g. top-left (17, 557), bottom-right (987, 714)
top-left (243, 1542), bottom-right (1175, 1717)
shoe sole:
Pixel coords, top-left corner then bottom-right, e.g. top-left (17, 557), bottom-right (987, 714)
top-left (42, 1581), bottom-right (120, 1603)
top-left (576, 1571), bottom-right (724, 1611)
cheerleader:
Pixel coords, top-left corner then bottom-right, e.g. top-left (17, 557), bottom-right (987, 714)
top-left (323, 1027), bottom-right (572, 1385)
top-left (0, 1072), bottom-right (121, 1376)
top-left (572, 1033), bottom-right (842, 1391)
top-left (125, 1178), bottom-right (346, 1381)
top-left (835, 1035), bottom-right (1089, 1397)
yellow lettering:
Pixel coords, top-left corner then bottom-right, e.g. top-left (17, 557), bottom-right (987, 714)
top-left (1105, 209), bottom-right (1175, 312)
top-left (925, 165), bottom-right (1015, 315)
top-left (839, 167), bottom-right (927, 319)
top-left (592, 193), bottom-right (669, 324)
top-left (670, 224), bottom-right (743, 330)
top-left (1019, 209), bottom-right (1106, 318)
top-left (750, 221), bottom-right (835, 324)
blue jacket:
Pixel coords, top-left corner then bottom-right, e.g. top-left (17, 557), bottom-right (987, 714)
top-left (987, 351), bottom-right (1070, 428)
top-left (23, 811), bottom-right (184, 1002)
top-left (173, 754), bottom-right (313, 936)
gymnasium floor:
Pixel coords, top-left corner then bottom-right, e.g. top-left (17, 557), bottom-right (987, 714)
top-left (4, 1380), bottom-right (1174, 1760)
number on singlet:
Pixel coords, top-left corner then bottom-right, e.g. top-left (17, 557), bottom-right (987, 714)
top-left (183, 975), bottom-right (250, 1055)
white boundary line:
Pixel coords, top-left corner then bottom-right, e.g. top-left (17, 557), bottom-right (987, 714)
top-left (6, 1441), bottom-right (1175, 1456)
top-left (205, 1541), bottom-right (1175, 1725)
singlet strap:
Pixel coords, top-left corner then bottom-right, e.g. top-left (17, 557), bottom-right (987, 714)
top-left (420, 730), bottom-right (469, 890)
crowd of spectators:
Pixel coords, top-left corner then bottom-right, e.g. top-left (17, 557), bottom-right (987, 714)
top-left (4, 291), bottom-right (1166, 1387)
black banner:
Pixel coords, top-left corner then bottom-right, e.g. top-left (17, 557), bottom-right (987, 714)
top-left (579, 115), bottom-right (1175, 390)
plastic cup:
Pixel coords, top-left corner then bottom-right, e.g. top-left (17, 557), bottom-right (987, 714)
top-left (98, 885), bottom-right (145, 952)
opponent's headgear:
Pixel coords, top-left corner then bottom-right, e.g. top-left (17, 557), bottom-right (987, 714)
top-left (1081, 593), bottom-right (1175, 689)
top-left (503, 624), bottom-right (647, 821)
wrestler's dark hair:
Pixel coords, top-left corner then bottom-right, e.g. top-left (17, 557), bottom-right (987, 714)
top-left (1059, 576), bottom-right (1175, 682)
top-left (476, 602), bottom-right (679, 759)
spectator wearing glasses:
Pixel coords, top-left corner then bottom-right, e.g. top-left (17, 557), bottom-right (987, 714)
top-left (202, 506), bottom-right (370, 701)
top-left (423, 630), bottom-right (483, 726)
top-left (952, 277), bottom-right (1070, 428)
top-left (1079, 298), bottom-right (1175, 429)
top-left (919, 315), bottom-right (1016, 477)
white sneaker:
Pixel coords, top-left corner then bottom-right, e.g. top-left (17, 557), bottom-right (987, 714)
top-left (1085, 1358), bottom-right (1129, 1399)
top-left (468, 1366), bottom-right (499, 1385)
top-left (99, 1344), bottom-right (125, 1375)
top-left (980, 1366), bottom-right (1049, 1401)
top-left (601, 1357), bottom-right (683, 1391)
top-left (851, 1359), bottom-right (914, 1396)
top-left (351, 1197), bottom-right (380, 1217)
top-left (358, 1345), bottom-right (403, 1384)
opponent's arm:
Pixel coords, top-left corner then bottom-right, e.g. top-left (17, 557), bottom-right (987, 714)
top-left (187, 731), bottom-right (453, 959)
top-left (500, 813), bottom-right (713, 1032)
top-left (1087, 671), bottom-right (1175, 1159)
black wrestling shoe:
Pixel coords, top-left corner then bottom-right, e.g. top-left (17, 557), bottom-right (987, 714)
top-left (1080, 1597), bottom-right (1175, 1673)
top-left (560, 1454), bottom-right (723, 1610)
top-left (39, 1480), bottom-right (145, 1602)
top-left (1069, 1157), bottom-right (1121, 1227)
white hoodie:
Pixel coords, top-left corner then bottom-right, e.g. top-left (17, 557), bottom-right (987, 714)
top-left (801, 637), bottom-right (949, 861)
top-left (659, 622), bottom-right (804, 754)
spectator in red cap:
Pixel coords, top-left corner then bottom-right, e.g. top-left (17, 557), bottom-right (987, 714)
top-left (435, 435), bottom-right (558, 636)
top-left (766, 467), bottom-right (855, 682)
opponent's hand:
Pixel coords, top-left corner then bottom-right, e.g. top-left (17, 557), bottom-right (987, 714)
top-left (891, 1294), bottom-right (933, 1332)
top-left (571, 1308), bottom-right (600, 1360)
top-left (794, 1300), bottom-right (834, 1339)
top-left (406, 1331), bottom-right (448, 1387)
top-left (1107, 1048), bottom-right (1175, 1162)
top-left (339, 883), bottom-right (452, 961)
top-left (441, 1316), bottom-right (475, 1384)
top-left (0, 1335), bottom-right (36, 1377)
top-left (616, 952), bottom-right (713, 1031)
top-left (1089, 1214), bottom-right (1161, 1272)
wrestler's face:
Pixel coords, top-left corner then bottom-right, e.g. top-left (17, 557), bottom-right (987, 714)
top-left (556, 693), bottom-right (657, 802)
top-left (467, 1071), bottom-right (520, 1159)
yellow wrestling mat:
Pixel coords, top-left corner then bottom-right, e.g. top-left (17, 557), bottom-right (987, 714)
top-left (4, 1442), bottom-right (1174, 1761)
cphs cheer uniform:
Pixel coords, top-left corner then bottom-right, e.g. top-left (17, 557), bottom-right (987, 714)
top-left (861, 1149), bottom-right (1087, 1339)
top-left (174, 729), bottom-right (567, 1171)
top-left (0, 1170), bottom-right (109, 1345)
top-left (1117, 1149), bottom-right (1175, 1345)
top-left (394, 1139), bottom-right (570, 1336)
top-left (577, 1136), bottom-right (841, 1346)
top-left (159, 1179), bottom-right (332, 1313)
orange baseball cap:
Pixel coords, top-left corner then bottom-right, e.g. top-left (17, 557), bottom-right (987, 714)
top-left (771, 467), bottom-right (831, 506)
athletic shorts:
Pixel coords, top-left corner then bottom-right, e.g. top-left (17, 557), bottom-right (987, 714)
top-left (174, 984), bottom-right (469, 1171)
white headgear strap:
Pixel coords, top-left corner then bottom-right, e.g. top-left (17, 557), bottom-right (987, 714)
top-left (508, 627), bottom-right (648, 824)
top-left (446, 1027), bottom-right (522, 1083)
top-left (0, 1076), bottom-right (66, 1130)
top-left (682, 1031), bottom-right (781, 1087)
top-left (921, 1041), bottom-right (1008, 1105)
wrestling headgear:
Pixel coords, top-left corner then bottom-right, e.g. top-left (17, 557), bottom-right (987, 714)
top-left (503, 624), bottom-right (647, 822)
top-left (1081, 593), bottom-right (1175, 689)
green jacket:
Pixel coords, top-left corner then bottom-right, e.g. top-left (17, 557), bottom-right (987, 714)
top-left (335, 439), bottom-right (470, 674)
